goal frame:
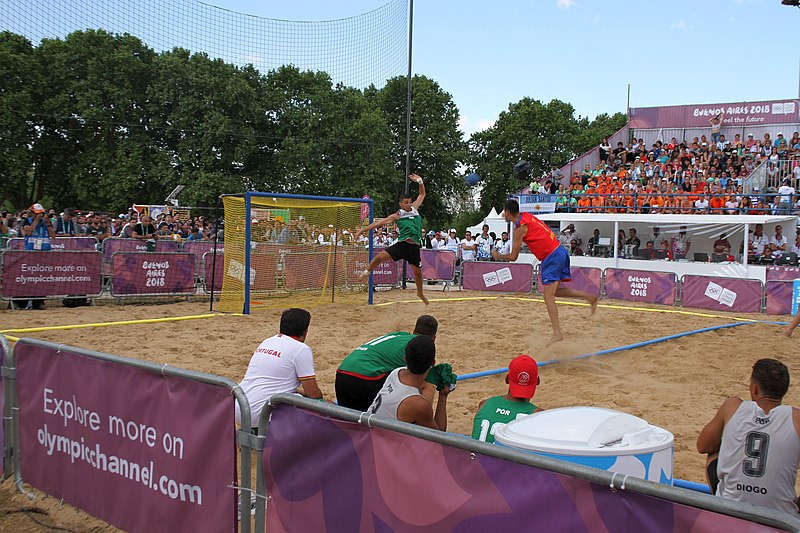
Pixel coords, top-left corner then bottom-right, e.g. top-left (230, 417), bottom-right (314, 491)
top-left (221, 191), bottom-right (374, 314)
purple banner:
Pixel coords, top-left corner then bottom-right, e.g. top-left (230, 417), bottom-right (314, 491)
top-left (462, 261), bottom-right (533, 293)
top-left (404, 249), bottom-right (457, 282)
top-left (604, 269), bottom-right (677, 305)
top-left (111, 252), bottom-right (196, 296)
top-left (629, 99), bottom-right (799, 129)
top-left (0, 340), bottom-right (4, 474)
top-left (183, 242), bottom-right (223, 276)
top-left (264, 405), bottom-right (787, 533)
top-left (15, 341), bottom-right (235, 533)
top-left (766, 266), bottom-right (800, 282)
top-left (1, 250), bottom-right (103, 298)
top-left (681, 275), bottom-right (763, 313)
top-left (766, 281), bottom-right (793, 315)
top-left (203, 253), bottom-right (225, 292)
top-left (102, 238), bottom-right (180, 263)
top-left (536, 266), bottom-right (602, 296)
top-left (7, 237), bottom-right (98, 251)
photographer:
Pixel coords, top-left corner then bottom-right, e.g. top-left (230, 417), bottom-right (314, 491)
top-left (23, 203), bottom-right (56, 251)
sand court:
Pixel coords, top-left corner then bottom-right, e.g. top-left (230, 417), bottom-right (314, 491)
top-left (1, 291), bottom-right (797, 531)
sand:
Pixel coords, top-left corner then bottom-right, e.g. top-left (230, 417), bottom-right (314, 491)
top-left (0, 289), bottom-right (797, 531)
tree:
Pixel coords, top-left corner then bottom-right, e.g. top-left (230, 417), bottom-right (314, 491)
top-left (31, 30), bottom-right (158, 210)
top-left (470, 99), bottom-right (626, 213)
top-left (0, 32), bottom-right (38, 209)
top-left (371, 75), bottom-right (468, 229)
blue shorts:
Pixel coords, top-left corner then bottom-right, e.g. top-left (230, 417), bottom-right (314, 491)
top-left (540, 246), bottom-right (571, 285)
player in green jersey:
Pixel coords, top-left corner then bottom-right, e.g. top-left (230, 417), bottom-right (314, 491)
top-left (471, 355), bottom-right (543, 444)
top-left (356, 173), bottom-right (428, 304)
top-left (335, 315), bottom-right (438, 411)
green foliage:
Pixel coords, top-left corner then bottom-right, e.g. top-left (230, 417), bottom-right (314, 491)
top-left (373, 75), bottom-right (468, 229)
top-left (470, 99), bottom-right (626, 213)
top-left (0, 29), bottom-right (625, 224)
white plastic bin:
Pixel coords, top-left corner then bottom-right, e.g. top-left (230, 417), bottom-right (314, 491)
top-left (494, 406), bottom-right (674, 485)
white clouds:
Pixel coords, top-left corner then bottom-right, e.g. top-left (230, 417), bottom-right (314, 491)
top-left (458, 116), bottom-right (496, 136)
top-left (670, 20), bottom-right (688, 31)
top-left (556, 0), bottom-right (576, 9)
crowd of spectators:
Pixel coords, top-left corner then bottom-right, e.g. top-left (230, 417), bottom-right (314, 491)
top-left (529, 130), bottom-right (800, 215)
top-left (0, 205), bottom-right (221, 248)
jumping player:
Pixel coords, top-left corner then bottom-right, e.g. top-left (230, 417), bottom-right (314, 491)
top-left (492, 198), bottom-right (597, 345)
top-left (356, 173), bottom-right (428, 304)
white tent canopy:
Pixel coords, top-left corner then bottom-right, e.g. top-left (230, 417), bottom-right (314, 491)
top-left (467, 207), bottom-right (510, 237)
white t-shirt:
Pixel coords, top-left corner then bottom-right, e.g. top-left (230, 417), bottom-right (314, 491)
top-left (771, 234), bottom-right (788, 250)
top-left (778, 185), bottom-right (795, 204)
top-left (460, 238), bottom-right (477, 261)
top-left (444, 236), bottom-right (459, 253)
top-left (495, 238), bottom-right (511, 255)
top-left (234, 334), bottom-right (315, 426)
top-left (475, 234), bottom-right (493, 259)
top-left (751, 234), bottom-right (769, 255)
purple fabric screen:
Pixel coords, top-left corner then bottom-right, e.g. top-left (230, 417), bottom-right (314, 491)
top-left (7, 237), bottom-right (98, 251)
top-left (110, 252), bottom-right (196, 296)
top-left (536, 266), bottom-right (601, 296)
top-left (263, 405), bottom-right (787, 533)
top-left (629, 100), bottom-right (799, 129)
top-left (203, 253), bottom-right (225, 292)
top-left (403, 250), bottom-right (457, 282)
top-left (0, 341), bottom-right (4, 473)
top-left (15, 341), bottom-right (235, 533)
top-left (766, 281), bottom-right (793, 315)
top-left (462, 262), bottom-right (533, 293)
top-left (604, 269), bottom-right (677, 305)
top-left (681, 275), bottom-right (763, 313)
top-left (766, 266), bottom-right (800, 282)
top-left (1, 251), bottom-right (103, 298)
top-left (103, 238), bottom-right (179, 262)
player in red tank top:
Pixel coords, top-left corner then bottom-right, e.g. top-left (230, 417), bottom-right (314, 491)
top-left (493, 199), bottom-right (598, 345)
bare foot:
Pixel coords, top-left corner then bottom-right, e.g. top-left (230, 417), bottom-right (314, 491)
top-left (418, 291), bottom-right (429, 305)
top-left (358, 269), bottom-right (370, 279)
top-left (588, 296), bottom-right (598, 315)
top-left (546, 333), bottom-right (563, 346)
top-left (783, 328), bottom-right (793, 338)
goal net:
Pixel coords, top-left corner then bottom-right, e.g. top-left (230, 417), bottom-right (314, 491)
top-left (217, 193), bottom-right (373, 313)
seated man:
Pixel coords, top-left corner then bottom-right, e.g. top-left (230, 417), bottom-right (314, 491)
top-left (697, 359), bottom-right (800, 513)
top-left (472, 355), bottom-right (542, 443)
top-left (234, 308), bottom-right (323, 431)
top-left (335, 315), bottom-right (438, 411)
top-left (366, 336), bottom-right (452, 430)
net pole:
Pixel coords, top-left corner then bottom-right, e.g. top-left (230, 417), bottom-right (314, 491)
top-left (368, 200), bottom-right (374, 305)
top-left (403, 0), bottom-right (413, 194)
top-left (401, 0), bottom-right (414, 290)
top-left (331, 208), bottom-right (340, 304)
top-left (244, 192), bottom-right (252, 315)
top-left (209, 195), bottom-right (221, 312)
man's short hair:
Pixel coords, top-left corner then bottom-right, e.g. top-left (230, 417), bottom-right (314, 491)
top-left (279, 308), bottom-right (311, 338)
top-left (752, 359), bottom-right (790, 399)
top-left (413, 315), bottom-right (438, 337)
top-left (398, 193), bottom-right (413, 202)
top-left (503, 199), bottom-right (520, 216)
top-left (405, 336), bottom-right (436, 374)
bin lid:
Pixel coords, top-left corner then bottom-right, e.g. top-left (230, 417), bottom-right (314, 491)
top-left (494, 406), bottom-right (673, 455)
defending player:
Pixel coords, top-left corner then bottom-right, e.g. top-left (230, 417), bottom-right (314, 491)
top-left (356, 174), bottom-right (428, 304)
top-left (492, 198), bottom-right (597, 345)
top-left (472, 355), bottom-right (542, 443)
top-left (697, 359), bottom-right (800, 513)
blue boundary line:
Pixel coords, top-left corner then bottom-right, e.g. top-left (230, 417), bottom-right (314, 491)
top-left (456, 319), bottom-right (788, 493)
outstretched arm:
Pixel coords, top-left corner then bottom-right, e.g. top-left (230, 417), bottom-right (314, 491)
top-left (410, 174), bottom-right (426, 209)
top-left (356, 212), bottom-right (399, 240)
top-left (492, 224), bottom-right (526, 262)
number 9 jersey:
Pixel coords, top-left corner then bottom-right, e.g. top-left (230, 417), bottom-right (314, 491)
top-left (716, 401), bottom-right (800, 513)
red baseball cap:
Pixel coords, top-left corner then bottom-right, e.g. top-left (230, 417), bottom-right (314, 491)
top-left (507, 355), bottom-right (539, 399)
